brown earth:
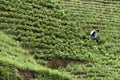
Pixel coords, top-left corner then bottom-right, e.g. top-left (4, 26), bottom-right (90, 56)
top-left (47, 57), bottom-right (89, 69)
top-left (19, 69), bottom-right (35, 80)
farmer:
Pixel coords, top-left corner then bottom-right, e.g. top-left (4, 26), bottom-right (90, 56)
top-left (90, 30), bottom-right (99, 43)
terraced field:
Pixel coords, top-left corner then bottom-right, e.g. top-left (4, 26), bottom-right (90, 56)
top-left (0, 0), bottom-right (120, 80)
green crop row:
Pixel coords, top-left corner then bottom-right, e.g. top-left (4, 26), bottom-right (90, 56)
top-left (0, 31), bottom-right (73, 80)
top-left (0, 0), bottom-right (120, 79)
top-left (0, 0), bottom-right (119, 61)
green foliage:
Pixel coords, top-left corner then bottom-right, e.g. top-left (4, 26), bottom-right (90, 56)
top-left (0, 0), bottom-right (120, 80)
top-left (0, 32), bottom-right (73, 80)
top-left (35, 70), bottom-right (72, 80)
top-left (0, 66), bottom-right (21, 80)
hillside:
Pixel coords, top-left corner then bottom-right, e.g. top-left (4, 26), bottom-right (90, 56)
top-left (0, 0), bottom-right (120, 80)
top-left (0, 32), bottom-right (72, 80)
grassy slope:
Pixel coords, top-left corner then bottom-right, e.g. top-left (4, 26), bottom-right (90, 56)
top-left (0, 0), bottom-right (120, 80)
top-left (0, 32), bottom-right (73, 80)
top-left (0, 0), bottom-right (87, 60)
top-left (58, 0), bottom-right (120, 79)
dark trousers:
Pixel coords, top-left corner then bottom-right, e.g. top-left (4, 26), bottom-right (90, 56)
top-left (93, 38), bottom-right (99, 43)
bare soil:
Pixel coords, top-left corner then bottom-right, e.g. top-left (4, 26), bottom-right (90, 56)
top-left (19, 69), bottom-right (35, 80)
top-left (47, 57), bottom-right (89, 69)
